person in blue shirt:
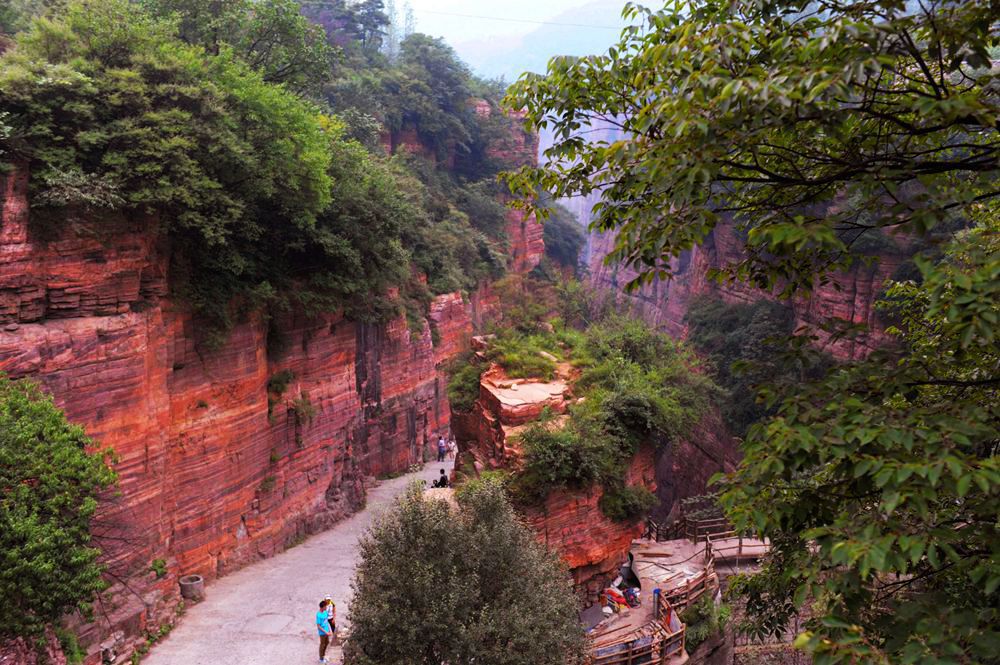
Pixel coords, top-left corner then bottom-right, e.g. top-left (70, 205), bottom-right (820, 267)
top-left (316, 599), bottom-right (333, 664)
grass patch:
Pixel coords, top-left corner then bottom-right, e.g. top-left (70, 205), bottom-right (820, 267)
top-left (485, 332), bottom-right (559, 380)
top-left (55, 628), bottom-right (84, 665)
top-left (149, 558), bottom-right (167, 579)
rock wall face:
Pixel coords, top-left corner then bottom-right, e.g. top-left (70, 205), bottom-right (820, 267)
top-left (483, 105), bottom-right (545, 274)
top-left (0, 155), bottom-right (516, 662)
top-left (525, 445), bottom-right (656, 601)
top-left (588, 222), bottom-right (906, 361)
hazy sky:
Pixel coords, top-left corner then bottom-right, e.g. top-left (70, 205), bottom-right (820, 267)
top-left (402, 0), bottom-right (632, 79)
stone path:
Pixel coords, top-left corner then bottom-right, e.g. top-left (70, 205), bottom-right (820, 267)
top-left (144, 459), bottom-right (454, 665)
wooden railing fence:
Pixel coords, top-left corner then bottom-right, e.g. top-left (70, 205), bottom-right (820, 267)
top-left (589, 594), bottom-right (686, 664)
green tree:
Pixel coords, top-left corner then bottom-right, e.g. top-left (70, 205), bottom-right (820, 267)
top-left (722, 223), bottom-right (999, 663)
top-left (0, 375), bottom-right (117, 640)
top-left (345, 481), bottom-right (586, 665)
top-left (503, 0), bottom-right (999, 661)
top-left (142, 0), bottom-right (336, 93)
top-left (0, 1), bottom-right (419, 338)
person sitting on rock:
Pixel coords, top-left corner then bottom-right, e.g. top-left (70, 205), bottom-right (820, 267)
top-left (437, 469), bottom-right (449, 488)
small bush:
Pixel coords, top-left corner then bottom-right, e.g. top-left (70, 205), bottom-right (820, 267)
top-left (149, 558), bottom-right (167, 579)
top-left (598, 485), bottom-right (658, 522)
top-left (446, 353), bottom-right (484, 413)
top-left (455, 470), bottom-right (512, 502)
top-left (680, 594), bottom-right (732, 653)
top-left (516, 423), bottom-right (612, 499)
top-left (259, 475), bottom-right (277, 493)
top-left (267, 370), bottom-right (296, 396)
top-left (292, 392), bottom-right (316, 425)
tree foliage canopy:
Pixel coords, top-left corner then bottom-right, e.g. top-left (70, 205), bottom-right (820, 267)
top-left (504, 0), bottom-right (998, 295)
top-left (503, 0), bottom-right (999, 662)
top-left (0, 375), bottom-right (116, 640)
top-left (345, 481), bottom-right (586, 665)
top-left (0, 0), bottom-right (514, 341)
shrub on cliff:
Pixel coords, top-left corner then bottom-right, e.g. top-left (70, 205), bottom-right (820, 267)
top-left (511, 317), bottom-right (715, 521)
top-left (345, 481), bottom-right (586, 665)
top-left (598, 484), bottom-right (658, 523)
top-left (445, 352), bottom-right (484, 413)
top-left (0, 375), bottom-right (117, 641)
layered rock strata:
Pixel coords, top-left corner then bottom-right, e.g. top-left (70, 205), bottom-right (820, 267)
top-left (455, 362), bottom-right (656, 601)
top-left (1, 105), bottom-right (542, 663)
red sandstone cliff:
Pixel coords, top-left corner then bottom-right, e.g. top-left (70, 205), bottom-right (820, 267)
top-left (0, 102), bottom-right (542, 662)
top-left (587, 222), bottom-right (907, 361)
top-left (0, 163), bottom-right (463, 661)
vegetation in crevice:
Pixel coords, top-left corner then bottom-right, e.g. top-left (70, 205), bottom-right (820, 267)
top-left (445, 350), bottom-right (484, 414)
top-left (685, 297), bottom-right (831, 438)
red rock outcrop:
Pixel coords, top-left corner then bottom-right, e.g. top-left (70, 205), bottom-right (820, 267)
top-left (525, 445), bottom-right (656, 600)
top-left (456, 362), bottom-right (656, 601)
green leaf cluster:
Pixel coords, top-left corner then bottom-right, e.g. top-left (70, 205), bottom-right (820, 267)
top-left (718, 222), bottom-right (1000, 663)
top-left (686, 296), bottom-right (832, 437)
top-left (0, 375), bottom-right (117, 640)
top-left (679, 594), bottom-right (732, 653)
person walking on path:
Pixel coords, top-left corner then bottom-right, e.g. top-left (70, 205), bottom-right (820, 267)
top-left (437, 435), bottom-right (447, 463)
top-left (448, 437), bottom-right (457, 460)
top-left (316, 599), bottom-right (333, 664)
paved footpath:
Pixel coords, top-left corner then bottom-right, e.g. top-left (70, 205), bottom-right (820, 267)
top-left (145, 460), bottom-right (453, 665)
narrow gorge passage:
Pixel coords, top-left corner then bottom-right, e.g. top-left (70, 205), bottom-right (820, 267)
top-left (144, 460), bottom-right (454, 665)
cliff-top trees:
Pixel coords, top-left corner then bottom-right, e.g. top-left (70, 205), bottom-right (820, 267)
top-left (504, 0), bottom-right (998, 662)
top-left (0, 375), bottom-right (116, 640)
top-left (345, 481), bottom-right (586, 665)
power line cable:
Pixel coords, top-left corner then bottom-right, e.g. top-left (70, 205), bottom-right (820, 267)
top-left (411, 8), bottom-right (625, 30)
